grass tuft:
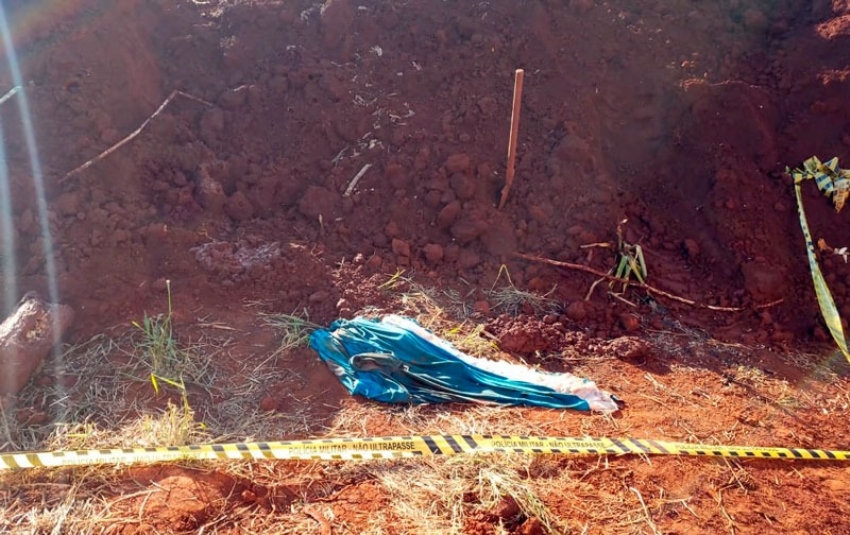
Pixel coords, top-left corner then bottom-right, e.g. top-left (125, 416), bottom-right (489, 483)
top-left (261, 310), bottom-right (322, 357)
top-left (374, 454), bottom-right (567, 535)
top-left (486, 265), bottom-right (556, 315)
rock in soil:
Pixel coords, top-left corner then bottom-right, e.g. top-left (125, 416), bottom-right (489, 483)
top-left (0, 293), bottom-right (74, 396)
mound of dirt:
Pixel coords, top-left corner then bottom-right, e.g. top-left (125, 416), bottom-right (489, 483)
top-left (2, 0), bottom-right (850, 532)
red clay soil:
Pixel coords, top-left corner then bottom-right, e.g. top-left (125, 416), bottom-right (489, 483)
top-left (2, 0), bottom-right (850, 533)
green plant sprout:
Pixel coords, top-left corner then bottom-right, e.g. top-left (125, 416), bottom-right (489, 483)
top-left (609, 218), bottom-right (647, 293)
top-left (582, 219), bottom-right (648, 300)
top-left (131, 280), bottom-right (185, 394)
top-left (378, 268), bottom-right (406, 290)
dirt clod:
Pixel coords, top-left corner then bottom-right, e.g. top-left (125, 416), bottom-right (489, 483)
top-left (446, 153), bottom-right (471, 173)
top-left (225, 191), bottom-right (255, 222)
top-left (606, 336), bottom-right (650, 361)
top-left (392, 238), bottom-right (411, 258)
top-left (517, 517), bottom-right (546, 535)
top-left (489, 495), bottom-right (519, 520)
top-left (423, 243), bottom-right (444, 262)
top-left (565, 301), bottom-right (587, 322)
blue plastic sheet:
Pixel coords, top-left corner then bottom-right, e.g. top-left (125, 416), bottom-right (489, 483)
top-left (309, 315), bottom-right (619, 411)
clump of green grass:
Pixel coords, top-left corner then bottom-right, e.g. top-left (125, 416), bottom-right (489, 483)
top-left (261, 310), bottom-right (322, 357)
top-left (131, 280), bottom-right (188, 394)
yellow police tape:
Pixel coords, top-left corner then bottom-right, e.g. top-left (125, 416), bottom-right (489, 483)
top-left (789, 156), bottom-right (850, 364)
top-left (2, 435), bottom-right (849, 469)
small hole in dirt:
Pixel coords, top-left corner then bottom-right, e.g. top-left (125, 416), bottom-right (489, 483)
top-left (65, 80), bottom-right (81, 93)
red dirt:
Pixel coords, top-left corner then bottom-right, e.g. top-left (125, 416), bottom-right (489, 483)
top-left (2, 0), bottom-right (850, 533)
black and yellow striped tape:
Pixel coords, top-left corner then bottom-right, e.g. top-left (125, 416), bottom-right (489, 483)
top-left (789, 156), bottom-right (850, 364)
top-left (2, 435), bottom-right (848, 470)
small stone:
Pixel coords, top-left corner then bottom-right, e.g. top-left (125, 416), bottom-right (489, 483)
top-left (55, 192), bottom-right (81, 217)
top-left (152, 278), bottom-right (169, 292)
top-left (391, 238), bottom-right (411, 257)
top-left (384, 221), bottom-right (401, 238)
top-left (225, 191), bottom-right (255, 222)
top-left (450, 173), bottom-right (476, 200)
top-left (607, 336), bottom-right (649, 360)
top-left (619, 313), bottom-right (640, 332)
top-left (477, 96), bottom-right (498, 117)
top-left (366, 254), bottom-right (383, 270)
top-left (258, 396), bottom-right (276, 412)
top-left (196, 172), bottom-right (227, 214)
top-left (565, 301), bottom-right (587, 321)
top-left (473, 300), bottom-right (491, 314)
top-left (309, 290), bottom-right (329, 303)
top-left (457, 249), bottom-right (481, 269)
top-left (450, 216), bottom-right (487, 244)
top-left (683, 239), bottom-right (700, 259)
top-left (517, 517), bottom-right (546, 535)
top-left (423, 243), bottom-right (444, 262)
top-left (490, 496), bottom-right (519, 520)
top-left (445, 153), bottom-right (471, 173)
top-left (437, 201), bottom-right (462, 228)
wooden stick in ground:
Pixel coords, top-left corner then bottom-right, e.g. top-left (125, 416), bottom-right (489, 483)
top-left (498, 69), bottom-right (525, 210)
top-left (61, 90), bottom-right (212, 183)
top-left (514, 252), bottom-right (784, 312)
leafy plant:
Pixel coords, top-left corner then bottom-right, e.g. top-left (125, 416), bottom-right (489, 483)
top-left (610, 218), bottom-right (647, 293)
top-left (131, 280), bottom-right (186, 394)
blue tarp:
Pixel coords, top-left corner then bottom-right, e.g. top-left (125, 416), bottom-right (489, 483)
top-left (309, 315), bottom-right (619, 411)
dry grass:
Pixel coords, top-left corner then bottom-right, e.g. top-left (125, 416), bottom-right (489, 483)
top-left (260, 310), bottom-right (322, 358)
top-left (374, 454), bottom-right (567, 535)
top-left (0, 310), bottom-right (327, 534)
top-left (3, 276), bottom-right (850, 534)
top-left (485, 265), bottom-right (557, 315)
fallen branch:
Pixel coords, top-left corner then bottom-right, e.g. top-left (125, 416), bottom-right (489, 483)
top-left (514, 252), bottom-right (783, 312)
top-left (343, 163), bottom-right (372, 197)
top-left (61, 90), bottom-right (212, 183)
top-left (0, 85), bottom-right (20, 106)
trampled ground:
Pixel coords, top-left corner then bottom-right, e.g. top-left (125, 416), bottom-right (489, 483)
top-left (1, 0), bottom-right (850, 533)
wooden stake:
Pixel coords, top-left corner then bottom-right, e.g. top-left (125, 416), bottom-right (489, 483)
top-left (499, 69), bottom-right (525, 210)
